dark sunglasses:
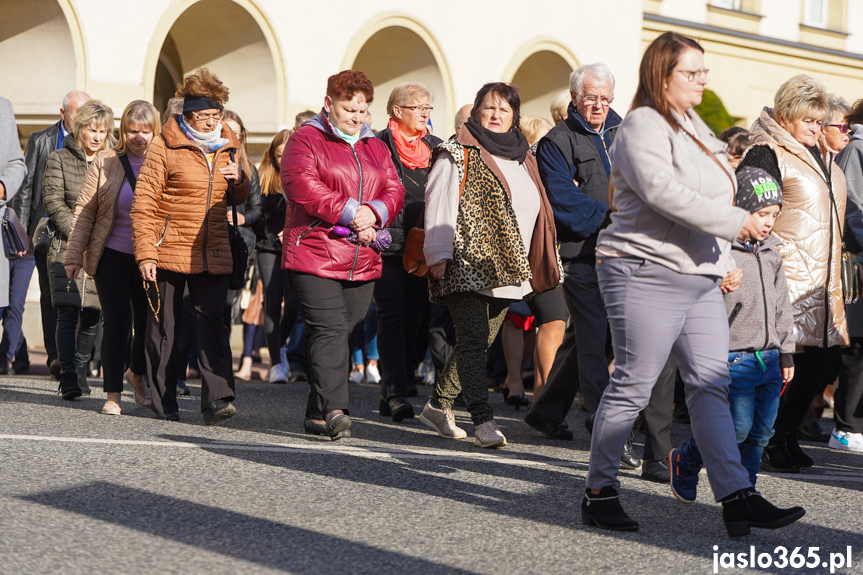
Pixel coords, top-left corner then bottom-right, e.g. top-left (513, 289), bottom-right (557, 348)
top-left (828, 123), bottom-right (850, 134)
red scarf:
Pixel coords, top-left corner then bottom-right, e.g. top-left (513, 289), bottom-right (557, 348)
top-left (389, 118), bottom-right (430, 170)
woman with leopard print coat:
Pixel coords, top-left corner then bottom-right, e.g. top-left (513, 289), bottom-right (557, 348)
top-left (419, 82), bottom-right (561, 449)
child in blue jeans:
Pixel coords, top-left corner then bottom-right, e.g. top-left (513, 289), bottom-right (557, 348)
top-left (670, 167), bottom-right (795, 502)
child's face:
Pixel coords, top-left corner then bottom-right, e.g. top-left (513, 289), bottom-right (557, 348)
top-left (752, 204), bottom-right (781, 238)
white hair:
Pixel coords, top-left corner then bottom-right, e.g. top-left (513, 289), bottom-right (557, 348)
top-left (569, 63), bottom-right (615, 96)
top-left (62, 90), bottom-right (90, 110)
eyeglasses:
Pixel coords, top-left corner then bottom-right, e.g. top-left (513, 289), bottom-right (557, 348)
top-left (827, 123), bottom-right (850, 134)
top-left (675, 69), bottom-right (709, 82)
top-left (190, 111), bottom-right (223, 122)
top-left (579, 94), bottom-right (614, 107)
top-left (398, 105), bottom-right (434, 113)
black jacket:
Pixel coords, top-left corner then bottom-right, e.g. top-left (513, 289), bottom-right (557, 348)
top-left (375, 127), bottom-right (442, 255)
top-left (234, 164), bottom-right (262, 258)
top-left (253, 189), bottom-right (287, 254)
top-left (11, 120), bottom-right (61, 237)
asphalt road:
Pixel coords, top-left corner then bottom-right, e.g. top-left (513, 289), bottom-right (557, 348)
top-left (1, 371), bottom-right (862, 575)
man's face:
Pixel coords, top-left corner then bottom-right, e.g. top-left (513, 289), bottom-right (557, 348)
top-left (574, 76), bottom-right (614, 130)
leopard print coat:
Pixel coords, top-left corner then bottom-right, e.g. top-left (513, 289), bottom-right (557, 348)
top-left (429, 135), bottom-right (562, 303)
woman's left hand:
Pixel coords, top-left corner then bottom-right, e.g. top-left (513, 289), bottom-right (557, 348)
top-left (65, 264), bottom-right (80, 280)
top-left (227, 211), bottom-right (246, 226)
top-left (719, 267), bottom-right (742, 294)
top-left (220, 159), bottom-right (240, 182)
top-left (356, 228), bottom-right (375, 245)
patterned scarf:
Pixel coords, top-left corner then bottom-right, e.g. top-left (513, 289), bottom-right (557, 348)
top-left (178, 115), bottom-right (230, 162)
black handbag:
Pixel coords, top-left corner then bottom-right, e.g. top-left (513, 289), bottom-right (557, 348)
top-left (227, 150), bottom-right (248, 290)
top-left (2, 208), bottom-right (31, 257)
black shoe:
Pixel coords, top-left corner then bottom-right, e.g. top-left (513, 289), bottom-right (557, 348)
top-left (9, 359), bottom-right (30, 375)
top-left (303, 417), bottom-right (327, 435)
top-left (379, 396), bottom-right (415, 422)
top-left (760, 444), bottom-right (800, 473)
top-left (506, 394), bottom-right (531, 410)
top-left (287, 367), bottom-right (307, 382)
top-left (325, 414), bottom-right (352, 441)
top-left (49, 359), bottom-right (62, 381)
top-left (796, 421), bottom-right (830, 443)
top-left (641, 459), bottom-right (670, 483)
top-left (0, 363), bottom-right (8, 375)
top-left (407, 386), bottom-right (419, 397)
top-left (721, 488), bottom-right (805, 537)
top-left (785, 433), bottom-right (814, 467)
top-left (584, 412), bottom-right (595, 434)
top-left (156, 412), bottom-right (180, 421)
top-left (177, 380), bottom-right (190, 396)
top-left (76, 365), bottom-right (91, 396)
top-left (58, 373), bottom-right (82, 401)
top-left (581, 486), bottom-right (639, 531)
top-left (524, 411), bottom-right (574, 440)
top-left (621, 432), bottom-right (642, 470)
top-left (202, 400), bottom-right (236, 426)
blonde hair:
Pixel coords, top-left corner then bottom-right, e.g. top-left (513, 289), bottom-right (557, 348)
top-left (259, 129), bottom-right (292, 196)
top-left (550, 90), bottom-right (570, 125)
top-left (72, 99), bottom-right (117, 151)
top-left (115, 100), bottom-right (159, 156)
top-left (386, 82), bottom-right (433, 117)
top-left (520, 115), bottom-right (553, 145)
top-left (774, 74), bottom-right (829, 124)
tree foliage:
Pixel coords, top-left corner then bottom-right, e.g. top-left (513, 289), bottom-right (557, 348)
top-left (694, 88), bottom-right (737, 135)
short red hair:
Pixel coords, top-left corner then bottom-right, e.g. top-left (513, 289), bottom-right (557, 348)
top-left (326, 70), bottom-right (374, 104)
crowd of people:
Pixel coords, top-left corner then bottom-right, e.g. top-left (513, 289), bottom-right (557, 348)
top-left (2, 30), bottom-right (863, 538)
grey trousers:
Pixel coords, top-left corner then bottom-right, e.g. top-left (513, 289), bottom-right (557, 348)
top-left (586, 257), bottom-right (750, 501)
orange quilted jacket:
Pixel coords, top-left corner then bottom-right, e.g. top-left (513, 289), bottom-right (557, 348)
top-left (131, 117), bottom-right (249, 275)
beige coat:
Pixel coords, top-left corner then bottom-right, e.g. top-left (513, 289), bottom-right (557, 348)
top-left (745, 107), bottom-right (849, 348)
top-left (66, 150), bottom-right (127, 276)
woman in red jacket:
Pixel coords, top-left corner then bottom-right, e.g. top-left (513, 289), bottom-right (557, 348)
top-left (282, 70), bottom-right (404, 439)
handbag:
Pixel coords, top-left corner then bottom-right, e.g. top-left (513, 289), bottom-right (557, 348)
top-left (402, 148), bottom-right (470, 278)
top-left (32, 216), bottom-right (56, 254)
top-left (228, 150), bottom-right (249, 290)
top-left (823, 154), bottom-right (861, 304)
top-left (2, 208), bottom-right (31, 257)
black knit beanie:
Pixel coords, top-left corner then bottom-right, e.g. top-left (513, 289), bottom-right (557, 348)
top-left (735, 167), bottom-right (782, 213)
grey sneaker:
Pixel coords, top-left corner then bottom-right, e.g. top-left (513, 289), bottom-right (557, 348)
top-left (475, 420), bottom-right (507, 448)
top-left (419, 400), bottom-right (467, 439)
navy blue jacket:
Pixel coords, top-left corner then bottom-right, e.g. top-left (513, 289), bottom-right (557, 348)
top-left (537, 103), bottom-right (621, 259)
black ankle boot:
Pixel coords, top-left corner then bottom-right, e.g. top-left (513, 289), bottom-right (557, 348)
top-left (58, 372), bottom-right (82, 401)
top-left (760, 444), bottom-right (800, 473)
top-left (785, 433), bottom-right (814, 468)
top-left (721, 488), bottom-right (805, 537)
top-left (621, 431), bottom-right (642, 470)
top-left (76, 365), bottom-right (91, 396)
top-left (581, 487), bottom-right (639, 531)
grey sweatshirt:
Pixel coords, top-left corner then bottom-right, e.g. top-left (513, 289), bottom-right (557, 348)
top-left (726, 235), bottom-right (795, 367)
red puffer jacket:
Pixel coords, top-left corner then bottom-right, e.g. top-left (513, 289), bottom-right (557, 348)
top-left (281, 112), bottom-right (405, 281)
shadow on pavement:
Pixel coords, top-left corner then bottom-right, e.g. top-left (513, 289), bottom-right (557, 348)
top-left (18, 481), bottom-right (480, 575)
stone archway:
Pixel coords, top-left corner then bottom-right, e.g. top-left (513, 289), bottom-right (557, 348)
top-left (148, 0), bottom-right (282, 151)
top-left (0, 0), bottom-right (83, 138)
top-left (509, 50), bottom-right (576, 122)
top-left (348, 22), bottom-right (452, 137)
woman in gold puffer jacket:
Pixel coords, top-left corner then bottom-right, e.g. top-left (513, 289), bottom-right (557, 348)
top-left (739, 74), bottom-right (849, 471)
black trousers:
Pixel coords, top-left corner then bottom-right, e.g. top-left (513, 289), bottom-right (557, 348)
top-left (374, 257), bottom-right (429, 399)
top-left (772, 345), bottom-right (842, 443)
top-left (428, 303), bottom-right (455, 380)
top-left (35, 250), bottom-right (58, 362)
top-left (55, 305), bottom-right (99, 378)
top-left (258, 251), bottom-right (299, 363)
top-left (145, 270), bottom-right (235, 415)
top-left (288, 271), bottom-right (374, 419)
top-left (641, 354), bottom-right (676, 461)
top-left (94, 248), bottom-right (148, 393)
top-left (531, 257), bottom-right (608, 420)
top-left (837, 338), bottom-right (863, 433)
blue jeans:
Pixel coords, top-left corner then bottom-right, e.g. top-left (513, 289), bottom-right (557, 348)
top-left (350, 304), bottom-right (379, 365)
top-left (679, 350), bottom-right (783, 486)
top-left (0, 256), bottom-right (36, 363)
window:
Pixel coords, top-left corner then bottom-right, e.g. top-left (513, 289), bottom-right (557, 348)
top-left (711, 0), bottom-right (741, 8)
top-left (804, 0), bottom-right (828, 26)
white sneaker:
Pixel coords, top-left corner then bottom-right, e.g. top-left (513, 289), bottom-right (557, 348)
top-left (418, 400), bottom-right (467, 439)
top-left (365, 362), bottom-right (381, 384)
top-left (828, 428), bottom-right (863, 452)
top-left (349, 368), bottom-right (365, 384)
top-left (268, 364), bottom-right (288, 383)
top-left (474, 420), bottom-right (507, 448)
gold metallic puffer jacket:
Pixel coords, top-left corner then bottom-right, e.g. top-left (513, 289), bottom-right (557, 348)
top-left (745, 108), bottom-right (849, 349)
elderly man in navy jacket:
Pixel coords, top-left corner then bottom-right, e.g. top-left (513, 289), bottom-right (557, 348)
top-left (526, 64), bottom-right (674, 481)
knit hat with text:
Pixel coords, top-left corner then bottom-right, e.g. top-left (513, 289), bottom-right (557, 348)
top-left (735, 166), bottom-right (782, 213)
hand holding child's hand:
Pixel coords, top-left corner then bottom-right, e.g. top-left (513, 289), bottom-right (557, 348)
top-left (720, 268), bottom-right (742, 294)
top-left (782, 366), bottom-right (794, 384)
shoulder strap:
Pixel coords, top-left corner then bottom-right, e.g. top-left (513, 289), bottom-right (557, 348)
top-left (118, 153), bottom-right (137, 191)
top-left (686, 131), bottom-right (735, 197)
